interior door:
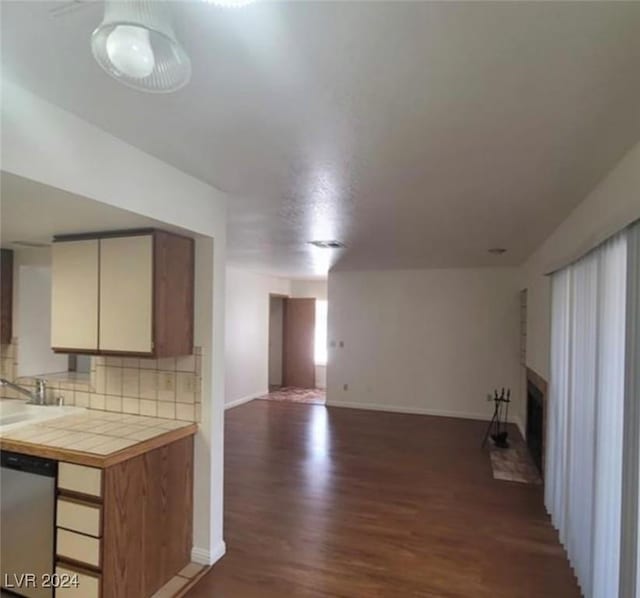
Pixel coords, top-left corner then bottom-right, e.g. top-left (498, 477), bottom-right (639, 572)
top-left (283, 298), bottom-right (316, 388)
top-left (268, 296), bottom-right (284, 388)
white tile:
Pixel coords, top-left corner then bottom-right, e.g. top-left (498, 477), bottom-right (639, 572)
top-left (94, 367), bottom-right (106, 394)
top-left (122, 368), bottom-right (140, 397)
top-left (122, 397), bottom-right (140, 415)
top-left (156, 357), bottom-right (176, 371)
top-left (89, 394), bottom-right (106, 410)
top-left (67, 434), bottom-right (117, 451)
top-left (139, 399), bottom-right (158, 417)
top-left (176, 372), bottom-right (195, 404)
top-left (176, 354), bottom-right (195, 372)
top-left (139, 370), bottom-right (158, 400)
top-left (105, 367), bottom-right (123, 396)
top-left (158, 372), bottom-right (176, 402)
top-left (75, 391), bottom-right (90, 407)
top-left (105, 396), bottom-right (122, 412)
top-left (156, 402), bottom-right (176, 419)
top-left (91, 437), bottom-right (138, 455)
top-left (126, 428), bottom-right (164, 441)
top-left (176, 403), bottom-right (195, 421)
top-left (57, 389), bottom-right (75, 406)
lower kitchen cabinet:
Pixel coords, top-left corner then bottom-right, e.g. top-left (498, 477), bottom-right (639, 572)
top-left (54, 435), bottom-right (194, 597)
top-left (55, 565), bottom-right (101, 598)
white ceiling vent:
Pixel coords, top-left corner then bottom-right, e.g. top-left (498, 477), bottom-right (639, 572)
top-left (308, 240), bottom-right (345, 249)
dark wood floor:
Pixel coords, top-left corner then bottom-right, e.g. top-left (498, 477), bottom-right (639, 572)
top-left (187, 401), bottom-right (580, 598)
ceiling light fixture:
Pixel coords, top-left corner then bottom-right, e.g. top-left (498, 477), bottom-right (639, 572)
top-left (91, 0), bottom-right (191, 93)
top-left (309, 240), bottom-right (345, 249)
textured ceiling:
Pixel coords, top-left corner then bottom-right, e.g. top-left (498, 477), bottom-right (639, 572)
top-left (3, 1), bottom-right (640, 277)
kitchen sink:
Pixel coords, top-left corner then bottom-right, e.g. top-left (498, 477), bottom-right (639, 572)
top-left (0, 399), bottom-right (85, 431)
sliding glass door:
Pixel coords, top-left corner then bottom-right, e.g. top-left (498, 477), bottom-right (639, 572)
top-left (546, 230), bottom-right (628, 598)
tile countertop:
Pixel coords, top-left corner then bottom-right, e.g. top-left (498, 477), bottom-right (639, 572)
top-left (0, 410), bottom-right (197, 468)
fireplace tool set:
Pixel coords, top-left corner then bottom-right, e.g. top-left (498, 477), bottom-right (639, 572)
top-left (482, 388), bottom-right (511, 449)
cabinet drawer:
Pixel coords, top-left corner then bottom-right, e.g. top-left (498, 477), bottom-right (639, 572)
top-left (55, 564), bottom-right (100, 598)
top-left (58, 463), bottom-right (102, 498)
top-left (56, 529), bottom-right (101, 568)
top-left (57, 498), bottom-right (102, 538)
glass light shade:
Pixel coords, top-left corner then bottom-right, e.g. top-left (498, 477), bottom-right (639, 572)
top-left (92, 0), bottom-right (191, 93)
top-left (106, 25), bottom-right (155, 79)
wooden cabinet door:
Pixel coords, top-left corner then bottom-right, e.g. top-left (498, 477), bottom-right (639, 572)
top-left (51, 240), bottom-right (99, 351)
top-left (99, 235), bottom-right (153, 354)
top-left (283, 298), bottom-right (316, 388)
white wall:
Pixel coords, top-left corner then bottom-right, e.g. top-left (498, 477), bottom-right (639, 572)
top-left (315, 365), bottom-right (327, 390)
top-left (521, 139), bottom-right (640, 384)
top-left (225, 268), bottom-right (290, 407)
top-left (290, 279), bottom-right (328, 301)
top-left (9, 247), bottom-right (67, 377)
top-left (17, 265), bottom-right (68, 377)
top-left (327, 268), bottom-right (522, 423)
top-left (1, 80), bottom-right (228, 566)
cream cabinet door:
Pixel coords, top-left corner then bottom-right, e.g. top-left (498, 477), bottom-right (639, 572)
top-left (51, 240), bottom-right (99, 351)
top-left (99, 235), bottom-right (153, 353)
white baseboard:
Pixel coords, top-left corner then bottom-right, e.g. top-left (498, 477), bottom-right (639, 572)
top-left (225, 392), bottom-right (263, 410)
top-left (326, 400), bottom-right (495, 421)
top-left (191, 541), bottom-right (226, 566)
top-left (328, 400), bottom-right (525, 436)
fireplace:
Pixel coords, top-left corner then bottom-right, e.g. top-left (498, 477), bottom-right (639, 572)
top-left (525, 368), bottom-right (547, 478)
top-left (526, 379), bottom-right (544, 474)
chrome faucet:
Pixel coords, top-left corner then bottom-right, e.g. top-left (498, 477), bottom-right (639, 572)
top-left (0, 378), bottom-right (48, 405)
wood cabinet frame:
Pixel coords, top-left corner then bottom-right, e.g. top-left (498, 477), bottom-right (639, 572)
top-left (51, 229), bottom-right (194, 358)
top-left (1, 249), bottom-right (13, 345)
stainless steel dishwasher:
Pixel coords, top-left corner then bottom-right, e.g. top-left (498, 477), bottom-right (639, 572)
top-left (1, 451), bottom-right (56, 598)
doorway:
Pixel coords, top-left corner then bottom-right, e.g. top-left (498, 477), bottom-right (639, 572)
top-left (266, 295), bottom-right (326, 404)
top-left (268, 295), bottom-right (286, 390)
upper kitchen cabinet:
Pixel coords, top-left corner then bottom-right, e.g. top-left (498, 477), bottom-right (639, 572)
top-left (99, 235), bottom-right (153, 354)
top-left (51, 230), bottom-right (194, 358)
top-left (51, 239), bottom-right (100, 351)
top-left (0, 249), bottom-right (14, 345)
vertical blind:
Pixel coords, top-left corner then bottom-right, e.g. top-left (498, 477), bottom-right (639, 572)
top-left (546, 231), bottom-right (628, 597)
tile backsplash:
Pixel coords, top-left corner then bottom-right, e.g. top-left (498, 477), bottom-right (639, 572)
top-left (0, 341), bottom-right (17, 384)
top-left (0, 339), bottom-right (201, 422)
